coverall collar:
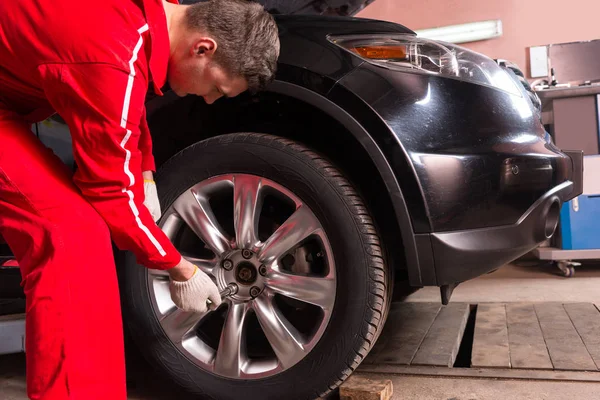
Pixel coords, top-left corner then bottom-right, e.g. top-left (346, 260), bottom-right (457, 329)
top-left (144, 0), bottom-right (179, 95)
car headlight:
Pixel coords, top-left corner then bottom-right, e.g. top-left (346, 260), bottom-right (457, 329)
top-left (329, 34), bottom-right (522, 96)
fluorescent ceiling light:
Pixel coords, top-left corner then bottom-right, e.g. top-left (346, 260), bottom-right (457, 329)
top-left (415, 20), bottom-right (503, 44)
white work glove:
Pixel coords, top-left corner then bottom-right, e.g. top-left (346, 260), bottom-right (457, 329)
top-left (143, 179), bottom-right (162, 222)
top-left (170, 266), bottom-right (222, 313)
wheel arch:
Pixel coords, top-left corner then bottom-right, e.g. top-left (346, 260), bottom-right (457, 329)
top-left (145, 81), bottom-right (427, 285)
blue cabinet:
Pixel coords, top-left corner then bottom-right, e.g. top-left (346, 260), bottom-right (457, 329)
top-left (559, 195), bottom-right (600, 249)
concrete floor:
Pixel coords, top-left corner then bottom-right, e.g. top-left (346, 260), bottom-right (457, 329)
top-left (2, 261), bottom-right (600, 399)
top-left (405, 261), bottom-right (600, 303)
top-left (369, 373), bottom-right (600, 400)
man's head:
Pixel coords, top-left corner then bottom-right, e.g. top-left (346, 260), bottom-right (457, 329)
top-left (167, 0), bottom-right (280, 104)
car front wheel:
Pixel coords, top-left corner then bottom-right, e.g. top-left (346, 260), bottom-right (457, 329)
top-left (120, 133), bottom-right (391, 400)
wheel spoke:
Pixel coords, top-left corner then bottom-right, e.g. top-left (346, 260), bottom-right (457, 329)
top-left (160, 308), bottom-right (209, 343)
top-left (182, 255), bottom-right (217, 276)
top-left (159, 210), bottom-right (183, 239)
top-left (150, 278), bottom-right (173, 314)
top-left (233, 175), bottom-right (263, 250)
top-left (266, 271), bottom-right (335, 310)
top-left (253, 292), bottom-right (306, 368)
top-left (259, 206), bottom-right (321, 264)
top-left (173, 189), bottom-right (231, 256)
top-left (214, 303), bottom-right (249, 377)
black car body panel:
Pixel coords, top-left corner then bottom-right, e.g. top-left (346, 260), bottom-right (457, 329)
top-left (337, 63), bottom-right (573, 232)
top-left (267, 15), bottom-right (583, 286)
top-left (431, 177), bottom-right (580, 284)
top-left (34, 14), bottom-right (583, 289)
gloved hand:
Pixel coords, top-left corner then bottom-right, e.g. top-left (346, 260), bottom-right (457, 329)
top-left (143, 179), bottom-right (162, 222)
top-left (169, 264), bottom-right (222, 313)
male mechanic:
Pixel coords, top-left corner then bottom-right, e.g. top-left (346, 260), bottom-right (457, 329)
top-left (0, 0), bottom-right (279, 398)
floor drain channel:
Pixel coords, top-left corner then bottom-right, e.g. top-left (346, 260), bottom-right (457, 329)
top-left (453, 304), bottom-right (477, 368)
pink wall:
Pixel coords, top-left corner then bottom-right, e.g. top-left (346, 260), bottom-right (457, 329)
top-left (357, 0), bottom-right (600, 78)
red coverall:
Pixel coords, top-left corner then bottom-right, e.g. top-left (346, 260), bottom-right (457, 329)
top-left (0, 0), bottom-right (182, 398)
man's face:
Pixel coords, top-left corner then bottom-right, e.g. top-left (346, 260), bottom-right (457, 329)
top-left (167, 37), bottom-right (248, 104)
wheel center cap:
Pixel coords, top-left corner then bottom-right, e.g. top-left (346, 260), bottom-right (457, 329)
top-left (216, 250), bottom-right (265, 301)
top-left (236, 262), bottom-right (257, 285)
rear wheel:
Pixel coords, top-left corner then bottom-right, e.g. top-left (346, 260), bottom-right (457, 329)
top-left (120, 133), bottom-right (392, 400)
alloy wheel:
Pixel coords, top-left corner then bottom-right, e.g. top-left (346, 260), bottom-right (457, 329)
top-left (147, 174), bottom-right (336, 379)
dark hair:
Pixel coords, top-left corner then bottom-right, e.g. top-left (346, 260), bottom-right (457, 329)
top-left (185, 0), bottom-right (280, 93)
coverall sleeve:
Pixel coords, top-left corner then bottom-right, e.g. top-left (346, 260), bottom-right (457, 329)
top-left (138, 108), bottom-right (156, 172)
top-left (39, 62), bottom-right (181, 270)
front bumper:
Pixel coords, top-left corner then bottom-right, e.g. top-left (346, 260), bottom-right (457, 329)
top-left (416, 150), bottom-right (583, 286)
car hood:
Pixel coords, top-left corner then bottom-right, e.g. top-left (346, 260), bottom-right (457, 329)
top-left (181, 0), bottom-right (375, 16)
top-left (258, 0), bottom-right (375, 16)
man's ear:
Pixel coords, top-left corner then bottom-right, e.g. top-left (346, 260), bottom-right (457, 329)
top-left (192, 38), bottom-right (217, 57)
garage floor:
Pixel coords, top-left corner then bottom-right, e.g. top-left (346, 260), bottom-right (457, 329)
top-left (402, 261), bottom-right (600, 303)
top-left (1, 262), bottom-right (600, 400)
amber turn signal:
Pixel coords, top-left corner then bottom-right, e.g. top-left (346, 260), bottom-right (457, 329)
top-left (350, 45), bottom-right (408, 60)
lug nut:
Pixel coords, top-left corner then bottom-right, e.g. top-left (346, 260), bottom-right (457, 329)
top-left (249, 286), bottom-right (261, 298)
top-left (222, 259), bottom-right (233, 271)
top-left (242, 249), bottom-right (253, 259)
top-left (259, 265), bottom-right (267, 276)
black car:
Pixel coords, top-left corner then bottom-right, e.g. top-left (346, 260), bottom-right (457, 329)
top-left (0, 1), bottom-right (582, 399)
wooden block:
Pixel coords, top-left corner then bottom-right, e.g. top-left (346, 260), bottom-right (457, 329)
top-left (367, 303), bottom-right (441, 365)
top-left (535, 303), bottom-right (597, 371)
top-left (339, 374), bottom-right (393, 400)
top-left (506, 303), bottom-right (552, 370)
top-left (412, 303), bottom-right (469, 367)
top-left (471, 304), bottom-right (511, 368)
top-left (565, 303), bottom-right (600, 369)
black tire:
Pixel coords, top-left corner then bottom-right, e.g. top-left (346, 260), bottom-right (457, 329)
top-left (120, 133), bottom-right (392, 400)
